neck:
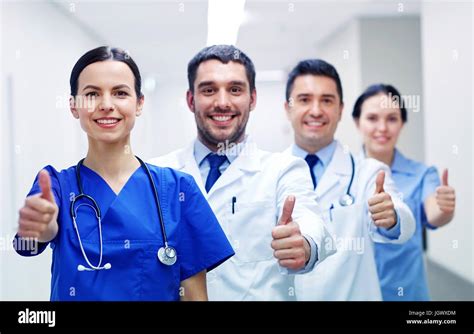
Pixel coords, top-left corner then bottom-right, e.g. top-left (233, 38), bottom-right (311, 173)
top-left (296, 137), bottom-right (333, 155)
top-left (365, 146), bottom-right (395, 166)
top-left (83, 137), bottom-right (139, 178)
top-left (198, 133), bottom-right (246, 153)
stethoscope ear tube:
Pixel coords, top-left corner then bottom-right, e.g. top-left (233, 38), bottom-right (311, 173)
top-left (338, 153), bottom-right (356, 207)
top-left (135, 156), bottom-right (177, 266)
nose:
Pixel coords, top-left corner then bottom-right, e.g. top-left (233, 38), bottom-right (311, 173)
top-left (214, 90), bottom-right (231, 111)
top-left (377, 120), bottom-right (388, 132)
top-left (98, 94), bottom-right (115, 112)
top-left (309, 101), bottom-right (323, 117)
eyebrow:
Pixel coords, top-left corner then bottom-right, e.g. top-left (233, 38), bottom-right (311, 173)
top-left (197, 80), bottom-right (247, 89)
top-left (295, 93), bottom-right (336, 99)
top-left (81, 84), bottom-right (131, 91)
top-left (296, 93), bottom-right (311, 98)
top-left (320, 94), bottom-right (336, 99)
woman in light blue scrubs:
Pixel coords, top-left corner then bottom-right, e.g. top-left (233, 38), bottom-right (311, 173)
top-left (352, 84), bottom-right (456, 301)
top-left (14, 46), bottom-right (234, 301)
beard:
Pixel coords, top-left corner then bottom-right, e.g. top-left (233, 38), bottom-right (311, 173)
top-left (194, 107), bottom-right (250, 149)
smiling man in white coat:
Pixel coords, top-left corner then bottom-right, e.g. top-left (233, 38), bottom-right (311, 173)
top-left (149, 46), bottom-right (334, 301)
top-left (284, 59), bottom-right (415, 300)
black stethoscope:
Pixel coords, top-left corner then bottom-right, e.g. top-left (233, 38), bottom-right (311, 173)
top-left (338, 153), bottom-right (355, 206)
top-left (70, 156), bottom-right (177, 272)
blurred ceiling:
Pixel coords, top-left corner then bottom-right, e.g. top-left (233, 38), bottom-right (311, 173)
top-left (52, 0), bottom-right (421, 80)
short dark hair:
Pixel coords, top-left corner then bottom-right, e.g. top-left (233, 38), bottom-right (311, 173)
top-left (286, 59), bottom-right (343, 103)
top-left (70, 46), bottom-right (143, 98)
top-left (352, 83), bottom-right (407, 123)
top-left (187, 45), bottom-right (256, 93)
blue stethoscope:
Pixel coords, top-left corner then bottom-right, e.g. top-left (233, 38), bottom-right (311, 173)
top-left (328, 153), bottom-right (355, 222)
top-left (70, 156), bottom-right (177, 272)
top-left (338, 153), bottom-right (355, 206)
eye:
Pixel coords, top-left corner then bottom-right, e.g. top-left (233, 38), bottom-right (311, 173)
top-left (322, 98), bottom-right (333, 105)
top-left (201, 87), bottom-right (214, 95)
top-left (85, 91), bottom-right (98, 97)
top-left (367, 115), bottom-right (377, 121)
top-left (388, 116), bottom-right (398, 122)
top-left (298, 97), bottom-right (309, 104)
top-left (230, 86), bottom-right (242, 94)
top-left (115, 90), bottom-right (129, 97)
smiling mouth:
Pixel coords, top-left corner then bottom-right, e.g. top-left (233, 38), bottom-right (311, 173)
top-left (374, 136), bottom-right (390, 142)
top-left (94, 118), bottom-right (122, 127)
top-left (209, 114), bottom-right (236, 123)
top-left (304, 120), bottom-right (326, 127)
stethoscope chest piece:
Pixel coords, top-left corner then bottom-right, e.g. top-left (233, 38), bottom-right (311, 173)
top-left (158, 246), bottom-right (177, 266)
top-left (337, 153), bottom-right (356, 207)
top-left (339, 193), bottom-right (355, 207)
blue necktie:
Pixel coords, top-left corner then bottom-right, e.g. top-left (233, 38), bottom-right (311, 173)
top-left (305, 154), bottom-right (319, 189)
top-left (205, 153), bottom-right (228, 192)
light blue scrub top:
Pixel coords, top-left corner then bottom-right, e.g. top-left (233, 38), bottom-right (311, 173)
top-left (15, 163), bottom-right (234, 301)
top-left (374, 149), bottom-right (440, 301)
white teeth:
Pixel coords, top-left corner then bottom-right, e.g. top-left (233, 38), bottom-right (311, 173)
top-left (307, 121), bottom-right (323, 126)
top-left (97, 119), bottom-right (119, 124)
top-left (212, 115), bottom-right (232, 122)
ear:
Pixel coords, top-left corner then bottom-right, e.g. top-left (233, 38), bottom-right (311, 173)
top-left (69, 97), bottom-right (79, 119)
top-left (249, 89), bottom-right (257, 111)
top-left (136, 95), bottom-right (145, 117)
top-left (337, 102), bottom-right (344, 122)
top-left (186, 90), bottom-right (195, 113)
top-left (284, 100), bottom-right (291, 120)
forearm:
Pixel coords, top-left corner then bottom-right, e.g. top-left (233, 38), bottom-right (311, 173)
top-left (180, 270), bottom-right (208, 301)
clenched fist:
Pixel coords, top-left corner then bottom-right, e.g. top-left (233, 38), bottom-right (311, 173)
top-left (368, 171), bottom-right (397, 229)
top-left (271, 195), bottom-right (311, 270)
top-left (17, 170), bottom-right (59, 243)
top-left (435, 169), bottom-right (455, 214)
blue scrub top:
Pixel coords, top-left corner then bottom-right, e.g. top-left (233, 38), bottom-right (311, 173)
top-left (15, 163), bottom-right (234, 301)
top-left (374, 149), bottom-right (439, 301)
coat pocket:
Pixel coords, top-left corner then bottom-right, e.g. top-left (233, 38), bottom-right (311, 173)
top-left (227, 200), bottom-right (275, 264)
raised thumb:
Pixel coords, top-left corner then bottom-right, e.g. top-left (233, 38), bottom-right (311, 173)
top-left (39, 169), bottom-right (54, 203)
top-left (375, 170), bottom-right (385, 194)
top-left (279, 195), bottom-right (295, 225)
top-left (442, 168), bottom-right (449, 186)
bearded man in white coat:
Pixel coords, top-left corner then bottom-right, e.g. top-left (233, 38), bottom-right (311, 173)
top-left (283, 59), bottom-right (415, 300)
top-left (149, 45), bottom-right (335, 301)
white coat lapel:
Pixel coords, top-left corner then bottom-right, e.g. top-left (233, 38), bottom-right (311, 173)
top-left (315, 142), bottom-right (352, 198)
top-left (176, 143), bottom-right (207, 195)
top-left (207, 140), bottom-right (261, 197)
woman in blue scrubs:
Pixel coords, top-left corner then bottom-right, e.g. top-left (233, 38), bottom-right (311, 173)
top-left (352, 84), bottom-right (456, 300)
top-left (14, 46), bottom-right (234, 301)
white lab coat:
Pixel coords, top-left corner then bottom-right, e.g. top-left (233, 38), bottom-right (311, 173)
top-left (285, 141), bottom-right (415, 301)
top-left (149, 138), bottom-right (335, 301)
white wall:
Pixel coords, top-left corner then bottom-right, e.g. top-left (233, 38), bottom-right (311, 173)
top-left (0, 2), bottom-right (100, 300)
top-left (316, 20), bottom-right (362, 153)
top-left (359, 17), bottom-right (424, 161)
top-left (247, 81), bottom-right (292, 152)
top-left (421, 1), bottom-right (473, 283)
top-left (316, 17), bottom-right (424, 159)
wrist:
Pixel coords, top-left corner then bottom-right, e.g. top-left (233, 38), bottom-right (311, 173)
top-left (303, 237), bottom-right (311, 264)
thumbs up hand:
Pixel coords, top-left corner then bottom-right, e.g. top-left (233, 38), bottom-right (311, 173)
top-left (435, 169), bottom-right (455, 214)
top-left (271, 196), bottom-right (311, 270)
top-left (17, 170), bottom-right (59, 243)
top-left (368, 171), bottom-right (397, 229)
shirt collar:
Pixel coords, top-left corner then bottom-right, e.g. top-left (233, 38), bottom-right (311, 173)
top-left (194, 136), bottom-right (247, 166)
top-left (391, 148), bottom-right (413, 174)
top-left (292, 140), bottom-right (337, 168)
top-left (359, 146), bottom-right (413, 174)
